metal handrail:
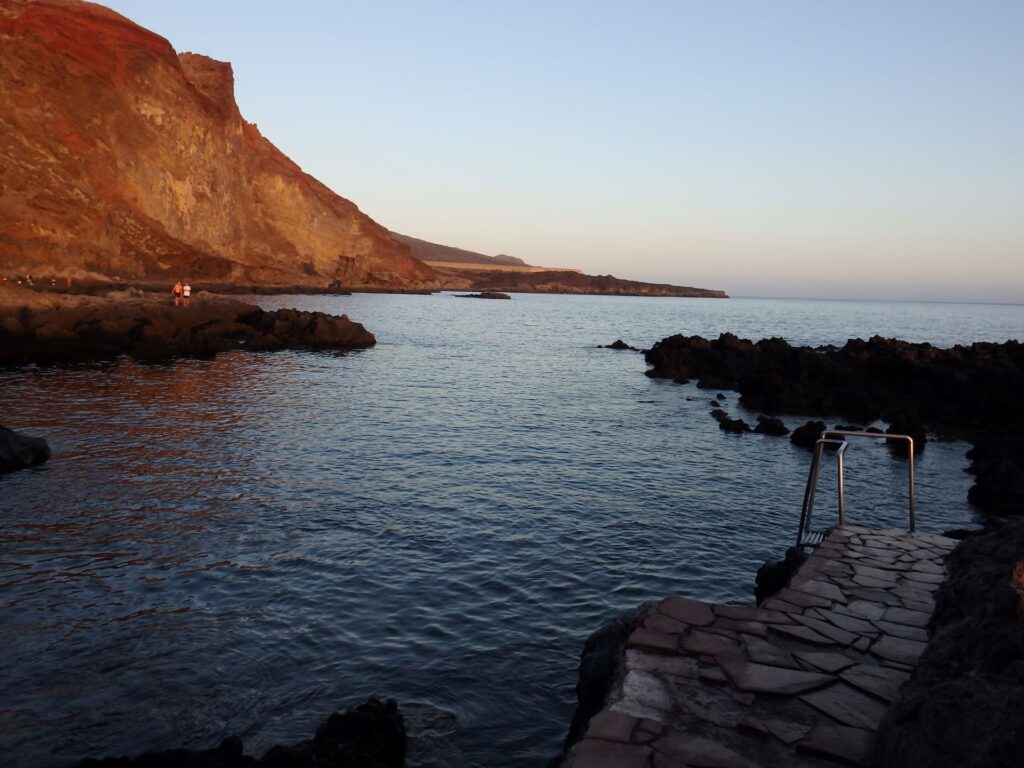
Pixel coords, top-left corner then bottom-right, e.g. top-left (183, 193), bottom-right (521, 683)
top-left (796, 430), bottom-right (916, 549)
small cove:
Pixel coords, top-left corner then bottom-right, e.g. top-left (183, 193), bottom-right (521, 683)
top-left (2, 293), bottom-right (1018, 767)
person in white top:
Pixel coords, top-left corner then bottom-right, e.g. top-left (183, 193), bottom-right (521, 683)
top-left (182, 280), bottom-right (191, 308)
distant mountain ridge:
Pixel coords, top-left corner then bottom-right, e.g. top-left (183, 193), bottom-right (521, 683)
top-left (389, 232), bottom-right (527, 267)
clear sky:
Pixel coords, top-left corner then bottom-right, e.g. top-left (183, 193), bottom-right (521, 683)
top-left (100, 1), bottom-right (1023, 302)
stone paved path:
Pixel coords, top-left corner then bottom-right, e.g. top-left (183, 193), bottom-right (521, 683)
top-left (568, 526), bottom-right (956, 768)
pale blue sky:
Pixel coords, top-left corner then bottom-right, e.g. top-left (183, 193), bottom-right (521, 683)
top-left (101, 1), bottom-right (1023, 302)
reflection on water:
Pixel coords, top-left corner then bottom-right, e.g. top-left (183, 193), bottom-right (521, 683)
top-left (1, 294), bottom-right (1011, 767)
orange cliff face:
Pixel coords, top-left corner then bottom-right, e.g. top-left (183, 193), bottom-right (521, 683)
top-left (0, 0), bottom-right (436, 288)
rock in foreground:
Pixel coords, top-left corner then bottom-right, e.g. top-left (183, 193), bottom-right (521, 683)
top-left (0, 425), bottom-right (51, 472)
top-left (874, 520), bottom-right (1024, 768)
top-left (0, 288), bottom-right (375, 365)
top-left (80, 698), bottom-right (405, 768)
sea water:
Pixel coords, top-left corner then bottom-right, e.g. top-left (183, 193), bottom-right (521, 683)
top-left (1, 294), bottom-right (1020, 767)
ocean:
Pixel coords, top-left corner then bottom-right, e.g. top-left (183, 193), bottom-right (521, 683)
top-left (1, 293), bottom-right (1020, 767)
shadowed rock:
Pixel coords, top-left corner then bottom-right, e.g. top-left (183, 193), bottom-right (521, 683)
top-left (645, 332), bottom-right (1024, 516)
top-left (0, 289), bottom-right (375, 365)
top-left (79, 699), bottom-right (405, 768)
top-left (874, 520), bottom-right (1024, 768)
top-left (0, 425), bottom-right (51, 472)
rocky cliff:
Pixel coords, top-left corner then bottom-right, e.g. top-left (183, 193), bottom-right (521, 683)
top-left (0, 0), bottom-right (435, 288)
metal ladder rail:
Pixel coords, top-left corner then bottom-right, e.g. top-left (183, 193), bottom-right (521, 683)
top-left (796, 430), bottom-right (916, 549)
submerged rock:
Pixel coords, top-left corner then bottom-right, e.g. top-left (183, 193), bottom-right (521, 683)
top-left (0, 425), bottom-right (51, 472)
top-left (80, 698), bottom-right (405, 768)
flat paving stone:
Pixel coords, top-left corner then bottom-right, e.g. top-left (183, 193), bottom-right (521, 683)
top-left (790, 577), bottom-right (847, 603)
top-left (800, 682), bottom-right (890, 729)
top-left (796, 721), bottom-right (874, 767)
top-left (661, 596), bottom-right (715, 626)
top-left (712, 618), bottom-right (768, 637)
top-left (652, 731), bottom-right (762, 768)
top-left (810, 607), bottom-right (879, 636)
top-left (586, 710), bottom-right (640, 743)
top-left (834, 600), bottom-right (887, 622)
top-left (714, 604), bottom-right (791, 624)
top-left (717, 652), bottom-right (834, 695)
top-left (794, 651), bottom-right (857, 674)
top-left (871, 635), bottom-right (928, 665)
top-left (574, 527), bottom-right (949, 768)
top-left (743, 636), bottom-right (803, 669)
top-left (574, 738), bottom-right (651, 768)
top-left (792, 614), bottom-right (859, 645)
top-left (881, 606), bottom-right (932, 627)
top-left (773, 588), bottom-right (832, 609)
top-left (682, 629), bottom-right (742, 657)
top-left (839, 664), bottom-right (910, 703)
top-left (644, 613), bottom-right (692, 635)
top-left (628, 627), bottom-right (678, 654)
top-left (769, 623), bottom-right (836, 647)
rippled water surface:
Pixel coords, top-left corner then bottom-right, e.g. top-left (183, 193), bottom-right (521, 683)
top-left (2, 294), bottom-right (1020, 767)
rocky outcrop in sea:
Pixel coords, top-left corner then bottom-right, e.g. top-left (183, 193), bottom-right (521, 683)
top-left (645, 333), bottom-right (1024, 517)
top-left (0, 288), bottom-right (375, 365)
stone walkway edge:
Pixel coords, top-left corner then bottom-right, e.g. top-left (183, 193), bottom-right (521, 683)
top-left (568, 526), bottom-right (955, 768)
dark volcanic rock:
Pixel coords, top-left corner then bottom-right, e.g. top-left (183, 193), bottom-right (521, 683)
top-left (454, 291), bottom-right (511, 300)
top-left (0, 290), bottom-right (375, 365)
top-left (645, 332), bottom-right (1024, 516)
top-left (886, 415), bottom-right (927, 456)
top-left (80, 698), bottom-right (405, 768)
top-left (719, 417), bottom-right (752, 433)
top-left (602, 339), bottom-right (637, 351)
top-left (756, 546), bottom-right (808, 604)
top-left (874, 520), bottom-right (1024, 768)
top-left (0, 425), bottom-right (51, 472)
top-left (554, 603), bottom-right (653, 765)
top-left (709, 408), bottom-right (729, 423)
top-left (790, 420), bottom-right (828, 451)
top-left (755, 415), bottom-right (789, 436)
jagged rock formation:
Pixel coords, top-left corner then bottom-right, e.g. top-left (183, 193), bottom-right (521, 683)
top-left (0, 424), bottom-right (51, 472)
top-left (0, 0), bottom-right (435, 289)
top-left (0, 286), bottom-right (375, 363)
top-left (645, 333), bottom-right (1024, 517)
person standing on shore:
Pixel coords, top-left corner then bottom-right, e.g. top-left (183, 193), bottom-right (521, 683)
top-left (182, 280), bottom-right (191, 308)
top-left (172, 279), bottom-right (182, 307)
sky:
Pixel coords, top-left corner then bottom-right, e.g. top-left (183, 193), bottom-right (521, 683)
top-left (99, 1), bottom-right (1023, 303)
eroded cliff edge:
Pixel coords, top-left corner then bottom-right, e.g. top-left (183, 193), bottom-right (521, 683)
top-left (0, 0), bottom-right (435, 289)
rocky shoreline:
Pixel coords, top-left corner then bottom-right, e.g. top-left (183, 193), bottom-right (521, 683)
top-left (644, 333), bottom-right (1024, 519)
top-left (79, 698), bottom-right (405, 768)
top-left (0, 287), bottom-right (375, 366)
